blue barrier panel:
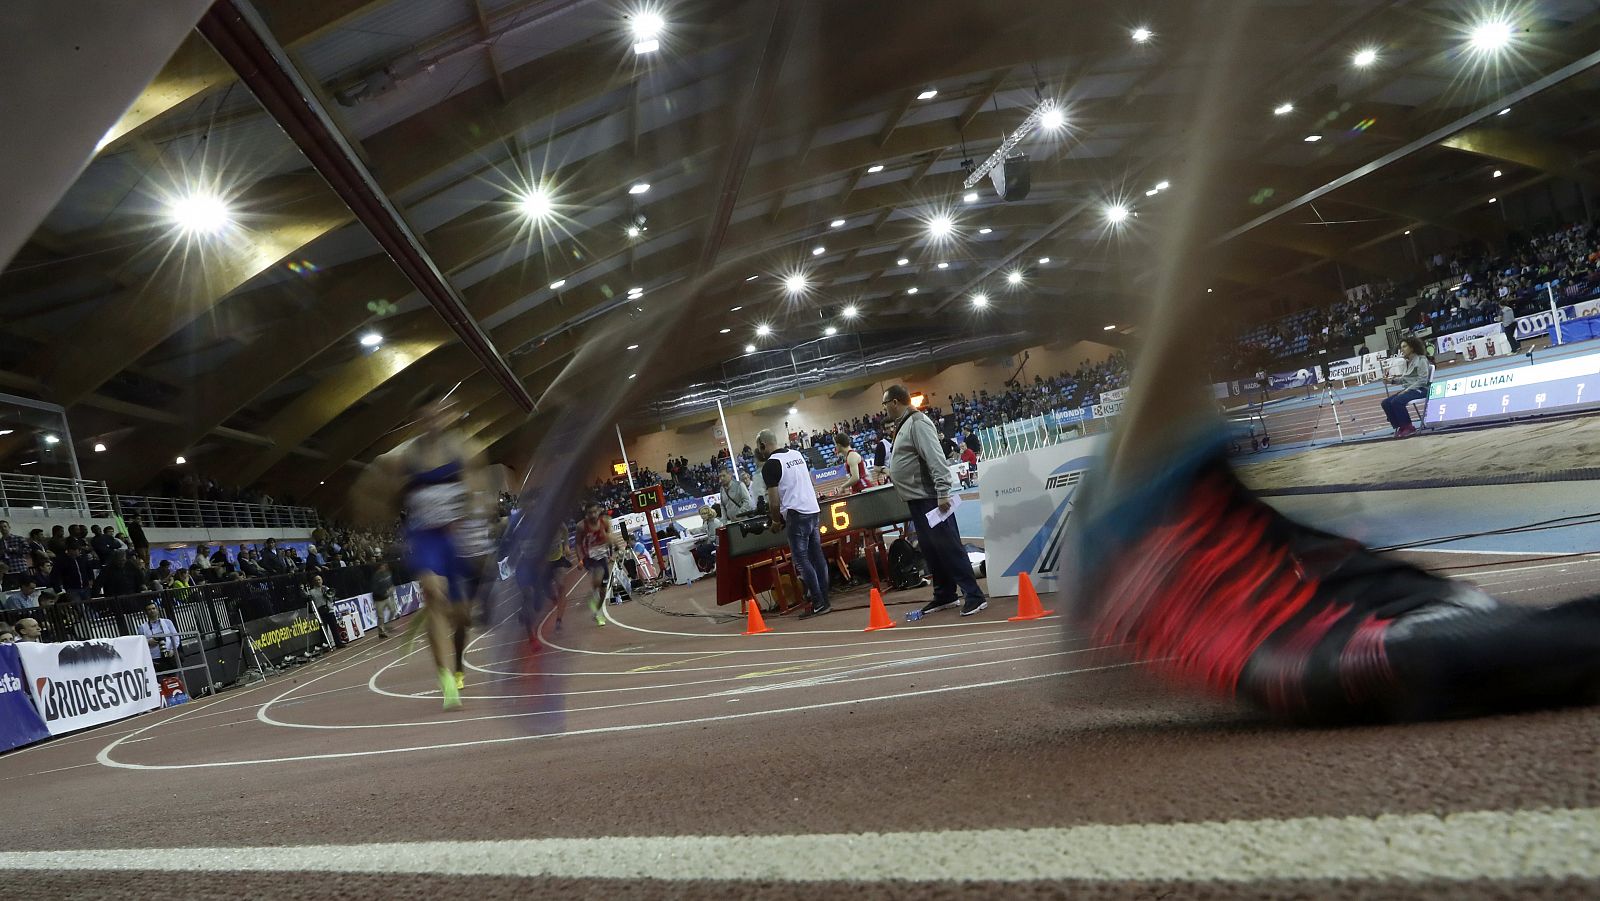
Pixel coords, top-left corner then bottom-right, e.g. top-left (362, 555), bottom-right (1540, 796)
top-left (0, 644), bottom-right (51, 753)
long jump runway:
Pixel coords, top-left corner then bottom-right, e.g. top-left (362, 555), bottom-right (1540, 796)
top-left (3, 561), bottom-right (1598, 899)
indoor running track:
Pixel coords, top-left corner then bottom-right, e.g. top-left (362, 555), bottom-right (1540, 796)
top-left (2, 558), bottom-right (1598, 899)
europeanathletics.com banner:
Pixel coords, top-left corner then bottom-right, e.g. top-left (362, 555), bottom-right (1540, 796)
top-left (15, 636), bottom-right (160, 737)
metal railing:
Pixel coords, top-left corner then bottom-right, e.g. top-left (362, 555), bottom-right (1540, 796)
top-left (116, 495), bottom-right (320, 530)
top-left (974, 409), bottom-right (1112, 460)
top-left (0, 472), bottom-right (115, 519)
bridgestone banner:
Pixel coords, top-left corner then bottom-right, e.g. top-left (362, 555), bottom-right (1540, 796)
top-left (244, 607), bottom-right (326, 667)
top-left (15, 636), bottom-right (160, 736)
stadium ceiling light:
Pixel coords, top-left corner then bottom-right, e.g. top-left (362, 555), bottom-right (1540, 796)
top-left (812, 245), bottom-right (826, 256)
top-left (730, 305), bottom-right (743, 311)
top-left (1273, 102), bottom-right (1294, 116)
top-left (629, 372), bottom-right (638, 379)
top-left (1006, 271), bottom-right (1023, 285)
top-left (917, 88), bottom-right (938, 100)
top-left (1105, 204), bottom-right (1130, 224)
top-left (549, 278), bottom-right (567, 289)
top-left (1352, 47), bottom-right (1378, 68)
top-left (784, 273), bottom-right (807, 293)
top-left (626, 225), bottom-right (642, 237)
top-left (633, 38), bottom-right (660, 53)
top-left (517, 187), bottom-right (553, 220)
top-left (928, 214), bottom-right (955, 238)
top-left (907, 287), bottom-right (919, 294)
top-left (971, 293), bottom-right (989, 308)
top-left (1207, 287), bottom-right (1214, 293)
top-left (744, 343), bottom-right (756, 353)
top-left (745, 275), bottom-right (760, 283)
top-left (1404, 229), bottom-right (1412, 235)
top-left (1488, 197), bottom-right (1497, 203)
top-left (757, 323), bottom-right (773, 336)
top-left (1038, 256), bottom-right (1050, 264)
top-left (937, 262), bottom-right (949, 269)
top-left (1040, 105), bottom-right (1066, 131)
top-left (43, 434), bottom-right (59, 445)
top-left (628, 286), bottom-right (644, 296)
top-left (1131, 26), bottom-right (1153, 43)
top-left (628, 182), bottom-right (651, 195)
top-left (788, 406), bottom-right (799, 415)
top-left (830, 219), bottom-right (846, 228)
top-left (1145, 188), bottom-right (1159, 196)
top-left (719, 327), bottom-right (732, 334)
top-left (1469, 19), bottom-right (1513, 54)
top-left (630, 11), bottom-right (664, 52)
top-left (963, 191), bottom-right (979, 203)
top-left (1498, 107), bottom-right (1511, 115)
top-left (1103, 324), bottom-right (1117, 331)
top-left (93, 442), bottom-right (107, 452)
top-left (1155, 180), bottom-right (1170, 191)
top-left (842, 304), bottom-right (859, 318)
top-left (867, 164), bottom-right (885, 173)
top-left (825, 326), bottom-right (838, 336)
top-left (359, 332), bottom-right (383, 347)
top-left (896, 257), bottom-right (910, 266)
top-left (1492, 169), bottom-right (1503, 178)
top-left (167, 190), bottom-right (232, 235)
top-left (627, 343), bottom-right (640, 350)
top-left (175, 455), bottom-right (187, 465)
top-left (1303, 134), bottom-right (1322, 142)
top-left (0, 430), bottom-right (11, 436)
top-left (978, 227), bottom-right (992, 234)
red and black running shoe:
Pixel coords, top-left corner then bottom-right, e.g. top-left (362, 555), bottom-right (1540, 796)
top-left (1071, 441), bottom-right (1600, 722)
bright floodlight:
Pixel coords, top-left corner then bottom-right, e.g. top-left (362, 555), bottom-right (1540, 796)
top-left (731, 305), bottom-right (743, 311)
top-left (978, 227), bottom-right (992, 234)
top-left (867, 164), bottom-right (885, 173)
top-left (43, 434), bottom-right (59, 445)
top-left (812, 246), bottom-right (825, 256)
top-left (1038, 256), bottom-right (1050, 264)
top-left (93, 442), bottom-right (107, 453)
top-left (1103, 324), bottom-right (1117, 331)
top-left (628, 372), bottom-right (638, 379)
top-left (1469, 19), bottom-right (1513, 54)
top-left (1273, 102), bottom-right (1294, 116)
top-left (825, 326), bottom-right (838, 336)
top-left (745, 343), bottom-right (756, 353)
top-left (896, 257), bottom-right (910, 266)
top-left (168, 191), bottom-right (232, 235)
top-left (1006, 271), bottom-right (1023, 285)
top-left (971, 293), bottom-right (989, 308)
top-left (1498, 107), bottom-right (1511, 115)
top-left (963, 191), bottom-right (979, 203)
top-left (549, 278), bottom-right (567, 289)
top-left (907, 287), bottom-right (919, 295)
top-left (627, 343), bottom-right (640, 349)
top-left (842, 304), bottom-right (858, 318)
top-left (626, 225), bottom-right (642, 237)
top-left (830, 219), bottom-right (846, 228)
top-left (1131, 26), bottom-right (1152, 43)
top-left (719, 328), bottom-right (732, 334)
top-left (1040, 106), bottom-right (1066, 131)
top-left (937, 262), bottom-right (949, 269)
top-left (1304, 134), bottom-right (1322, 143)
top-left (788, 407), bottom-right (798, 416)
top-left (1352, 47), bottom-right (1378, 68)
top-left (517, 187), bottom-right (553, 220)
top-left (175, 455), bottom-right (187, 465)
top-left (1105, 204), bottom-right (1130, 224)
top-left (745, 274), bottom-right (759, 281)
top-left (628, 286), bottom-right (644, 296)
top-left (1155, 180), bottom-right (1170, 191)
top-left (359, 332), bottom-right (383, 347)
top-left (632, 11), bottom-right (665, 40)
top-left (928, 214), bottom-right (954, 238)
top-left (785, 273), bottom-right (807, 293)
top-left (628, 182), bottom-right (651, 195)
top-left (1493, 169), bottom-right (1503, 178)
top-left (917, 88), bottom-right (938, 100)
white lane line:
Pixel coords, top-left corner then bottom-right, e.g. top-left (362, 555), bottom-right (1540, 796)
top-left (95, 662), bottom-right (1136, 770)
top-left (602, 596), bottom-right (1058, 638)
top-left (537, 617), bottom-right (1066, 657)
top-left (3, 807), bottom-right (1595, 883)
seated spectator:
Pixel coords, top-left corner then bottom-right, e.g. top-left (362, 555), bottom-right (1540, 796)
top-left (0, 623), bottom-right (14, 643)
top-left (14, 617), bottom-right (42, 642)
top-left (5, 577), bottom-right (42, 612)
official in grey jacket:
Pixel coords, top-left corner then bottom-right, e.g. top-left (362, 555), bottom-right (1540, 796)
top-left (719, 469), bottom-right (755, 519)
top-left (882, 384), bottom-right (988, 617)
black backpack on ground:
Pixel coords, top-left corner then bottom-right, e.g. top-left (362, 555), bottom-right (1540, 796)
top-left (887, 537), bottom-right (926, 590)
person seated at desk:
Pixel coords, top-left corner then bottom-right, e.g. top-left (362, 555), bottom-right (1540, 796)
top-left (692, 506), bottom-right (725, 572)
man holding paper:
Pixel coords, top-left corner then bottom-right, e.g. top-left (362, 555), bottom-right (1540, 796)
top-left (882, 385), bottom-right (988, 618)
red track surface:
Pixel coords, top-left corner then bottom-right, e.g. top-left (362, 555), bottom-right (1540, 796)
top-left (3, 557), bottom-right (1598, 898)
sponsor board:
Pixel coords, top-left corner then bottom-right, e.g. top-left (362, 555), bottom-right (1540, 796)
top-left (1512, 298), bottom-right (1600, 340)
top-left (1458, 332), bottom-right (1513, 362)
top-left (978, 433), bottom-right (1108, 597)
top-left (0, 644), bottom-right (50, 752)
top-left (329, 592), bottom-right (378, 634)
top-left (1091, 398), bottom-right (1124, 419)
top-left (1266, 366), bottom-right (1323, 391)
top-left (1426, 349), bottom-right (1600, 425)
top-left (1051, 407), bottom-right (1089, 426)
top-left (394, 581), bottom-right (422, 617)
top-left (243, 607), bottom-right (326, 666)
top-left (1434, 322), bottom-right (1505, 355)
top-left (15, 636), bottom-right (160, 736)
top-left (157, 674), bottom-right (189, 708)
top-left (1326, 356), bottom-right (1362, 380)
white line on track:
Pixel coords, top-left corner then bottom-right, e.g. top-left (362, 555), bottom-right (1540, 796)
top-left (95, 662), bottom-right (1136, 770)
top-left (4, 807), bottom-right (1596, 883)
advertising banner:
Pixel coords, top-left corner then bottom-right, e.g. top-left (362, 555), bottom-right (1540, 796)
top-left (978, 432), bottom-right (1109, 597)
top-left (1326, 356), bottom-right (1362, 380)
top-left (1051, 407), bottom-right (1089, 426)
top-left (1266, 366), bottom-right (1323, 391)
top-left (1512, 298), bottom-right (1600, 340)
top-left (394, 581), bottom-right (422, 617)
top-left (243, 607), bottom-right (325, 667)
top-left (1425, 348), bottom-right (1600, 426)
top-left (329, 593), bottom-right (378, 634)
top-left (0, 643), bottom-right (50, 752)
top-left (1458, 332), bottom-right (1513, 362)
top-left (15, 636), bottom-right (160, 736)
top-left (1434, 322), bottom-right (1505, 355)
top-left (157, 674), bottom-right (189, 708)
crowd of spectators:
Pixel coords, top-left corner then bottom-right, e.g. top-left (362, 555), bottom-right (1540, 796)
top-left (1407, 223), bottom-right (1600, 336)
top-left (1212, 287), bottom-right (1400, 377)
top-left (152, 468), bottom-right (295, 508)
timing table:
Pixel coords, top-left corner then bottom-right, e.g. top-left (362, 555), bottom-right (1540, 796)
top-left (715, 485), bottom-right (912, 610)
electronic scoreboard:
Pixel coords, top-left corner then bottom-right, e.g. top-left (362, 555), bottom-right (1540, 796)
top-left (723, 485), bottom-right (911, 557)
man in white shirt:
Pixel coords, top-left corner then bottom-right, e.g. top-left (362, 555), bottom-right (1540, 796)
top-left (757, 428), bottom-right (830, 618)
top-left (136, 602), bottom-right (181, 671)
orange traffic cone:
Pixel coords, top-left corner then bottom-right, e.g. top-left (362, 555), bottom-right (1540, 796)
top-left (743, 598), bottom-right (772, 635)
top-left (864, 588), bottom-right (897, 632)
top-left (1008, 572), bottom-right (1056, 622)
